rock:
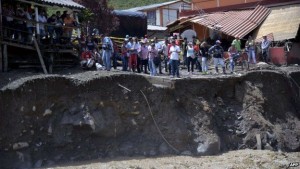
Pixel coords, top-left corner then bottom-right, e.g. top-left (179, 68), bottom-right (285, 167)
top-left (149, 150), bottom-right (156, 156)
top-left (264, 143), bottom-right (273, 151)
top-left (197, 136), bottom-right (220, 155)
top-left (216, 97), bottom-right (224, 106)
top-left (159, 142), bottom-right (169, 154)
top-left (131, 111), bottom-right (140, 115)
top-left (181, 150), bottom-right (192, 156)
top-left (34, 160), bottom-right (43, 168)
top-left (13, 142), bottom-right (29, 150)
top-left (131, 119), bottom-right (137, 125)
top-left (43, 109), bottom-right (52, 116)
top-left (32, 106), bottom-right (36, 112)
top-left (47, 124), bottom-right (52, 135)
top-left (16, 152), bottom-right (24, 161)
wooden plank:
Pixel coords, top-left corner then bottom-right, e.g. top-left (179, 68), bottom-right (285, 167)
top-left (0, 40), bottom-right (35, 50)
top-left (256, 134), bottom-right (262, 150)
top-left (49, 53), bottom-right (53, 74)
top-left (3, 44), bottom-right (7, 72)
top-left (33, 37), bottom-right (48, 74)
top-left (0, 44), bottom-right (2, 72)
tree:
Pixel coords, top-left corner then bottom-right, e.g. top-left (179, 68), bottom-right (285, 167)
top-left (76, 0), bottom-right (119, 35)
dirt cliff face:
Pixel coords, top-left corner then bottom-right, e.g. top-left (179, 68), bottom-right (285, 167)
top-left (0, 71), bottom-right (299, 169)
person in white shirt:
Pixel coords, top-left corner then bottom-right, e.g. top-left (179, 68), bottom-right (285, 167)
top-left (38, 11), bottom-right (47, 39)
top-left (169, 40), bottom-right (181, 78)
top-left (186, 41), bottom-right (196, 75)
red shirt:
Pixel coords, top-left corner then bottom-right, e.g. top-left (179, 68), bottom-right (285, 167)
top-left (81, 51), bottom-right (92, 60)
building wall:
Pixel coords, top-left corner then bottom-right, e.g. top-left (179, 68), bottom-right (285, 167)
top-left (142, 1), bottom-right (191, 27)
top-left (192, 0), bottom-right (260, 10)
top-left (162, 9), bottom-right (178, 26)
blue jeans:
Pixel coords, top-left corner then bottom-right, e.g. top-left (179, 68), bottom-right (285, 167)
top-left (248, 49), bottom-right (256, 64)
top-left (103, 50), bottom-right (112, 71)
top-left (148, 59), bottom-right (156, 76)
top-left (122, 56), bottom-right (128, 71)
top-left (170, 59), bottom-right (179, 77)
top-left (230, 53), bottom-right (240, 72)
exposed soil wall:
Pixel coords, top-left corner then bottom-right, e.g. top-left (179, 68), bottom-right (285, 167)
top-left (0, 71), bottom-right (299, 169)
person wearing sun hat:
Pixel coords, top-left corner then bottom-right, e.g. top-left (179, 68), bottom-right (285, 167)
top-left (209, 40), bottom-right (226, 74)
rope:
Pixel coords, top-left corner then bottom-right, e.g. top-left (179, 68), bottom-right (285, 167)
top-left (140, 90), bottom-right (180, 154)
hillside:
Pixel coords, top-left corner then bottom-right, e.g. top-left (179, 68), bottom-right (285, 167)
top-left (109, 0), bottom-right (189, 10)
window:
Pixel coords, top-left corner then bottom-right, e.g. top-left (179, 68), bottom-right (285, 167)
top-left (147, 10), bottom-right (156, 25)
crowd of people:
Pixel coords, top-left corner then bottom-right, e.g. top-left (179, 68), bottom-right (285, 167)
top-left (79, 34), bottom-right (271, 77)
top-left (2, 2), bottom-right (77, 44)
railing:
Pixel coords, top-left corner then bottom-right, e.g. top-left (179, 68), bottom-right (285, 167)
top-left (0, 13), bottom-right (80, 46)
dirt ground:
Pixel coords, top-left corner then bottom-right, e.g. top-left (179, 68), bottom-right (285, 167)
top-left (46, 149), bottom-right (300, 169)
top-left (0, 64), bottom-right (300, 169)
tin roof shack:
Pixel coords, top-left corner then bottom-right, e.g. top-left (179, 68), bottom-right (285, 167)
top-left (147, 25), bottom-right (168, 39)
top-left (110, 10), bottom-right (147, 38)
top-left (0, 0), bottom-right (84, 73)
top-left (253, 3), bottom-right (300, 65)
top-left (126, 0), bottom-right (191, 27)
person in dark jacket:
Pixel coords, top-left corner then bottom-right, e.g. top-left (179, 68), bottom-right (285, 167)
top-left (208, 40), bottom-right (226, 74)
top-left (200, 41), bottom-right (210, 74)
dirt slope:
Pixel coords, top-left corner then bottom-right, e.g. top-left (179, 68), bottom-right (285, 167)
top-left (0, 67), bottom-right (299, 169)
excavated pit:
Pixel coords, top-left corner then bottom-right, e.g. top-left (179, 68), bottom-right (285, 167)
top-left (0, 70), bottom-right (300, 169)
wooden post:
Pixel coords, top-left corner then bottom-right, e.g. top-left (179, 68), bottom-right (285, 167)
top-left (0, 44), bottom-right (2, 72)
top-left (75, 12), bottom-right (81, 38)
top-left (35, 6), bottom-right (40, 42)
top-left (33, 37), bottom-right (48, 74)
top-left (256, 134), bottom-right (262, 150)
top-left (49, 53), bottom-right (53, 74)
top-left (3, 44), bottom-right (7, 72)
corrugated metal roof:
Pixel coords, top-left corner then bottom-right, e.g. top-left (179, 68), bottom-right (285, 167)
top-left (253, 4), bottom-right (300, 41)
top-left (126, 0), bottom-right (190, 12)
top-left (39, 0), bottom-right (84, 9)
top-left (188, 5), bottom-right (270, 38)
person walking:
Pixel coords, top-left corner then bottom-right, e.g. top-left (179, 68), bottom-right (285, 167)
top-left (209, 40), bottom-right (226, 74)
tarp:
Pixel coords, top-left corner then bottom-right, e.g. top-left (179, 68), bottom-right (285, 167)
top-left (110, 10), bottom-right (147, 38)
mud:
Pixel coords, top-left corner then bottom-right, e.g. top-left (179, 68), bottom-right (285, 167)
top-left (0, 68), bottom-right (300, 169)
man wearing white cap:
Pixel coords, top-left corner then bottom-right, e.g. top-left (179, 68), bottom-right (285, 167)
top-left (209, 40), bottom-right (226, 74)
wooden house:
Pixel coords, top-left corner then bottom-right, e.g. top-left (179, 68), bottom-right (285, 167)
top-left (0, 0), bottom-right (84, 73)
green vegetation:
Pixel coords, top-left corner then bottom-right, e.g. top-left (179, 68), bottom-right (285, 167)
top-left (109, 0), bottom-right (181, 10)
